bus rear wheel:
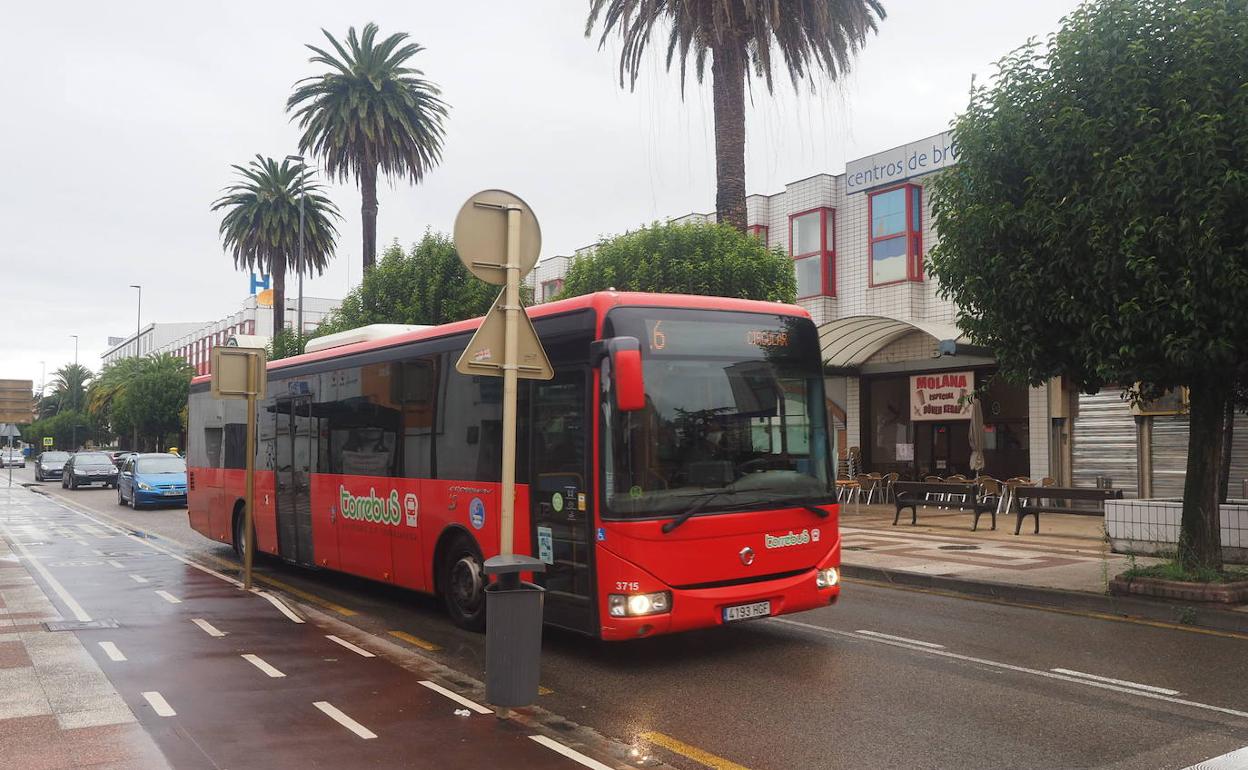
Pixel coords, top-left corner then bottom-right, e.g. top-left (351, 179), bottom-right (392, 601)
top-left (441, 535), bottom-right (486, 632)
top-left (232, 506), bottom-right (252, 562)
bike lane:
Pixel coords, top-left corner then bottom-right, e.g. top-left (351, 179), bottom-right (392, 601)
top-left (0, 484), bottom-right (626, 770)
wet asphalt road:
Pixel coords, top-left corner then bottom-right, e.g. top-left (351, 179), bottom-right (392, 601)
top-left (15, 467), bottom-right (1248, 770)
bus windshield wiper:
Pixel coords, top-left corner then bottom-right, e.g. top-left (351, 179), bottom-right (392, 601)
top-left (661, 491), bottom-right (832, 534)
top-left (661, 490), bottom-right (737, 534)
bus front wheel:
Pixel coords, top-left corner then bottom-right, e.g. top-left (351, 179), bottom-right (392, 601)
top-left (441, 535), bottom-right (486, 631)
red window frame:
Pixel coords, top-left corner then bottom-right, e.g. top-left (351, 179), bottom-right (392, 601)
top-left (747, 224), bottom-right (769, 246)
top-left (540, 278), bottom-right (564, 303)
top-left (788, 207), bottom-right (836, 298)
top-left (867, 183), bottom-right (924, 287)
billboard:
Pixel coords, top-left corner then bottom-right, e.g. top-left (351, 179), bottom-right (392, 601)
top-left (910, 371), bottom-right (974, 421)
top-left (0, 380), bottom-right (34, 424)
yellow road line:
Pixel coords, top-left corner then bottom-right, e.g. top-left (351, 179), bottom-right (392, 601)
top-left (640, 731), bottom-right (753, 770)
top-left (388, 630), bottom-right (442, 652)
top-left (844, 577), bottom-right (1248, 642)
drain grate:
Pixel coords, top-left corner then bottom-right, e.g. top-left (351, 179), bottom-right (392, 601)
top-left (937, 545), bottom-right (980, 551)
top-left (44, 619), bottom-right (120, 632)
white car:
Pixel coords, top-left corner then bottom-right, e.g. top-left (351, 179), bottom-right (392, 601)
top-left (1, 448), bottom-right (25, 468)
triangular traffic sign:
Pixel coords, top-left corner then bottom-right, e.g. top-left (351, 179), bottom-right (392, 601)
top-left (455, 289), bottom-right (553, 380)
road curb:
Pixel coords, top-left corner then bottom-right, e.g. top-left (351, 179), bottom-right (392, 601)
top-left (841, 564), bottom-right (1248, 635)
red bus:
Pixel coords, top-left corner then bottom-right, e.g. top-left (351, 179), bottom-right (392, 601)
top-left (186, 292), bottom-right (840, 640)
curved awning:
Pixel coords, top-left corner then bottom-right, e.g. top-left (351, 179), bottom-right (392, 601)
top-left (818, 315), bottom-right (967, 369)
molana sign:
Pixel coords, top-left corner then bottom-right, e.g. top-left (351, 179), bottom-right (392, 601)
top-left (910, 371), bottom-right (975, 421)
top-left (845, 131), bottom-right (959, 194)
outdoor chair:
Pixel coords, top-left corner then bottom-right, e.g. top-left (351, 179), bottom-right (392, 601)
top-left (854, 473), bottom-right (880, 505)
top-left (922, 475), bottom-right (946, 504)
top-left (881, 472), bottom-right (900, 503)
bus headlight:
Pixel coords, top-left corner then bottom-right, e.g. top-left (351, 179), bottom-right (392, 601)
top-left (608, 591), bottom-right (671, 617)
top-left (816, 567), bottom-right (840, 589)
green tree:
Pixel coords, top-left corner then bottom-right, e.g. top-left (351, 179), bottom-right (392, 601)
top-left (43, 364), bottom-right (93, 417)
top-left (268, 328), bottom-right (311, 362)
top-left (287, 22), bottom-right (448, 272)
top-left (314, 232), bottom-right (504, 336)
top-left (559, 220), bottom-right (796, 302)
top-left (927, 0), bottom-right (1248, 572)
top-left (112, 355), bottom-right (195, 451)
top-left (213, 155), bottom-right (341, 335)
top-left (587, 0), bottom-right (884, 230)
top-left (88, 357), bottom-right (145, 442)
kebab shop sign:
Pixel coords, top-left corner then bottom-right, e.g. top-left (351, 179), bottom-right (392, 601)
top-left (910, 371), bottom-right (974, 421)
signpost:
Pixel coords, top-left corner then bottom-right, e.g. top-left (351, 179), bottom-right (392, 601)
top-left (210, 347), bottom-right (266, 589)
top-left (42, 437), bottom-right (53, 448)
top-left (0, 380), bottom-right (34, 426)
top-left (453, 189), bottom-right (552, 714)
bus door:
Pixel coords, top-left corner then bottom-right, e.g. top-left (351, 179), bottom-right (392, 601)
top-left (274, 395), bottom-right (316, 566)
top-left (529, 370), bottom-right (596, 633)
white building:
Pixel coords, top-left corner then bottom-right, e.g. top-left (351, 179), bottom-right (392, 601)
top-left (532, 129), bottom-right (1248, 495)
top-left (103, 294), bottom-right (339, 376)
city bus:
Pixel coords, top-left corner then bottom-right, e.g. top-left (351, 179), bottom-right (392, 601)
top-left (186, 292), bottom-right (841, 640)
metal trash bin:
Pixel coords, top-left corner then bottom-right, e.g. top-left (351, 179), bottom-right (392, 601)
top-left (483, 554), bottom-right (545, 708)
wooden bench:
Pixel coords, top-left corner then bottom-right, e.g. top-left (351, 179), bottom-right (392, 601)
top-left (892, 481), bottom-right (999, 531)
top-left (1012, 486), bottom-right (1123, 535)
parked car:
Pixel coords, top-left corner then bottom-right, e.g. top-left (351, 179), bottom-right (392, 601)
top-left (117, 454), bottom-right (187, 509)
top-left (111, 451), bottom-right (138, 469)
top-left (34, 451), bottom-right (70, 481)
top-left (1, 448), bottom-right (24, 469)
top-left (62, 452), bottom-right (119, 489)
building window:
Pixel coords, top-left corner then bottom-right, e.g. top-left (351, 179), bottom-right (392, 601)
top-left (868, 184), bottom-right (923, 286)
top-left (748, 224), bottom-right (769, 246)
top-left (541, 279), bottom-right (564, 303)
top-left (788, 208), bottom-right (835, 298)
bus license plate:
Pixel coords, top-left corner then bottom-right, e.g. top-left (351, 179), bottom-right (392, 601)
top-left (723, 600), bottom-right (771, 622)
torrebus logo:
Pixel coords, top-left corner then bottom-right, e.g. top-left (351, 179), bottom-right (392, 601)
top-left (339, 486), bottom-right (402, 526)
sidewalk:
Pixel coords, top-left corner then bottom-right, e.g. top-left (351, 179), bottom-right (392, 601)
top-left (0, 484), bottom-right (638, 770)
top-left (837, 501), bottom-right (1248, 630)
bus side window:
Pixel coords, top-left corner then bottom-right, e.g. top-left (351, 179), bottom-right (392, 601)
top-left (439, 351), bottom-right (503, 483)
top-left (399, 357), bottom-right (437, 479)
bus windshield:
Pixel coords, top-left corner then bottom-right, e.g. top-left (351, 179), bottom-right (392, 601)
top-left (601, 308), bottom-right (832, 518)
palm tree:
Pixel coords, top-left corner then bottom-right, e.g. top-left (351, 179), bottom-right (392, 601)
top-left (48, 363), bottom-right (92, 415)
top-left (213, 156), bottom-right (340, 335)
top-left (287, 23), bottom-right (449, 272)
top-left (587, 0), bottom-right (885, 230)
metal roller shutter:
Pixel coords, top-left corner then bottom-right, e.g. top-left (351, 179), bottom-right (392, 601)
top-left (1150, 415), bottom-right (1188, 499)
top-left (1072, 389), bottom-right (1138, 498)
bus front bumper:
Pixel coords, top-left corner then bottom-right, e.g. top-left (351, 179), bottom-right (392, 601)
top-left (600, 567), bottom-right (840, 641)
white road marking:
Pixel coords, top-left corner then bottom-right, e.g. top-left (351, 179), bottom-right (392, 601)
top-left (154, 590), bottom-right (182, 604)
top-left (1183, 745), bottom-right (1248, 769)
top-left (528, 735), bottom-right (616, 770)
top-left (191, 618), bottom-right (225, 638)
top-left (0, 522), bottom-right (92, 621)
top-left (129, 574), bottom-right (149, 584)
top-left (142, 691), bottom-right (176, 717)
top-left (770, 617), bottom-right (1248, 720)
top-left (855, 629), bottom-right (946, 649)
top-left (107, 560), bottom-right (125, 569)
top-left (326, 635), bottom-right (375, 658)
top-left (1051, 668), bottom-right (1181, 696)
top-left (241, 653), bottom-right (286, 678)
top-left (98, 641), bottom-right (126, 662)
top-left (39, 490), bottom-right (315, 628)
top-left (254, 590), bottom-right (304, 623)
top-left (418, 680), bottom-right (492, 715)
top-left (313, 701), bottom-right (376, 739)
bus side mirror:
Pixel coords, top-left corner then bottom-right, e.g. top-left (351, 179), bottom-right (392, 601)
top-left (593, 337), bottom-right (646, 412)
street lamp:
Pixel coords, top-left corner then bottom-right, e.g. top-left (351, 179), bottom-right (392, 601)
top-left (285, 154), bottom-right (306, 338)
top-left (129, 284), bottom-right (141, 450)
top-left (130, 285), bottom-right (142, 357)
top-left (69, 335), bottom-right (79, 450)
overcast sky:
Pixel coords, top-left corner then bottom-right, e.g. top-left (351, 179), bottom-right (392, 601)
top-left (1, 0), bottom-right (1083, 393)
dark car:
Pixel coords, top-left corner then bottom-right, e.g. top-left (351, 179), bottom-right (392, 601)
top-left (111, 451), bottom-right (138, 469)
top-left (62, 451), bottom-right (119, 489)
top-left (117, 454), bottom-right (187, 509)
top-left (34, 451), bottom-right (70, 482)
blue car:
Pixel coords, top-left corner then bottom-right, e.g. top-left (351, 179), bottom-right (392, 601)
top-left (117, 453), bottom-right (188, 509)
